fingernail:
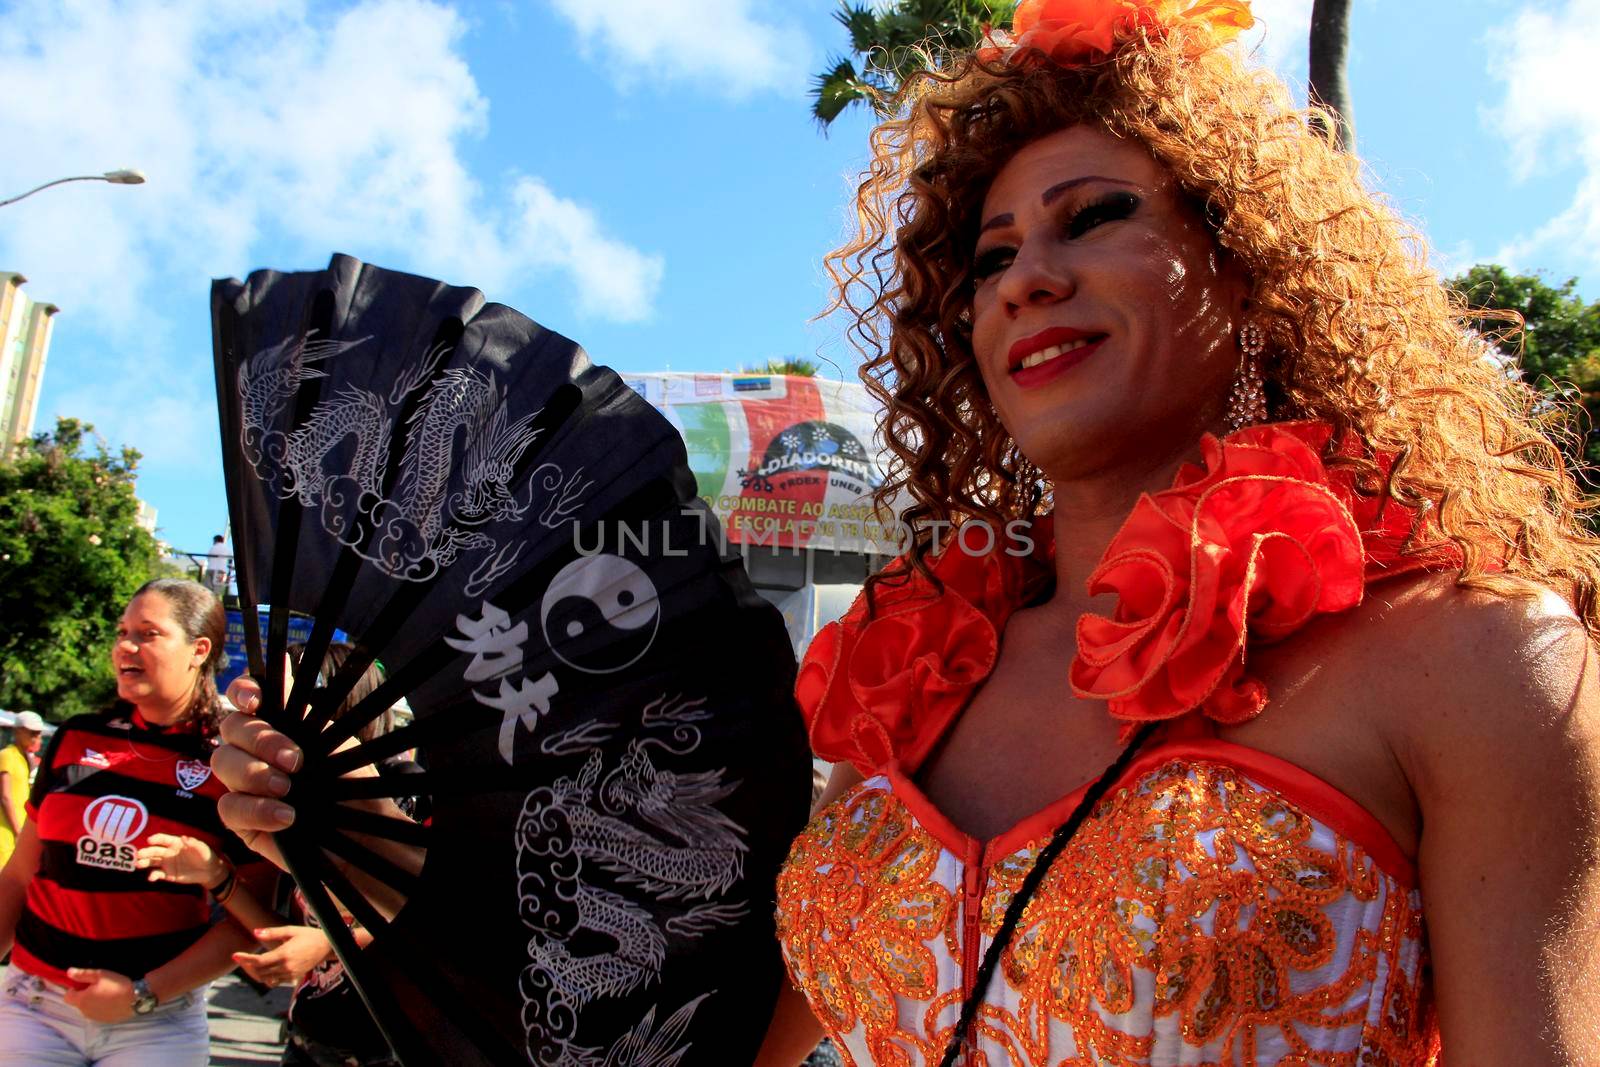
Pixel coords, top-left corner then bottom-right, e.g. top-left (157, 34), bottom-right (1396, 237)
top-left (267, 772), bottom-right (291, 796)
top-left (269, 802), bottom-right (295, 826)
top-left (276, 750), bottom-right (301, 774)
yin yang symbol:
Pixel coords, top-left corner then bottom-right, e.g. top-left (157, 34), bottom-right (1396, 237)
top-left (540, 554), bottom-right (661, 674)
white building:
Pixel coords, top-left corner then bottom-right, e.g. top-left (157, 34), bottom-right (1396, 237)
top-left (0, 273), bottom-right (58, 457)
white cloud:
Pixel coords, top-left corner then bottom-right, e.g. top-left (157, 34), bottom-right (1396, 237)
top-left (511, 179), bottom-right (665, 319)
top-left (545, 0), bottom-right (811, 97)
top-left (1239, 0), bottom-right (1313, 87)
top-left (1485, 1), bottom-right (1600, 272)
top-left (0, 0), bottom-right (662, 471)
top-left (0, 0), bottom-right (662, 334)
top-left (1433, 238), bottom-right (1482, 281)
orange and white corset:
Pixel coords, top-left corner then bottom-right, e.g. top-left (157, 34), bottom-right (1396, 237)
top-left (774, 738), bottom-right (1440, 1066)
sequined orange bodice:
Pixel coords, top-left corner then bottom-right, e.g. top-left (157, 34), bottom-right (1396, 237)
top-left (775, 742), bottom-right (1440, 1066)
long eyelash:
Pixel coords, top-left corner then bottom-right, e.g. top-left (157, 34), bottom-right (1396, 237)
top-left (973, 247), bottom-right (1012, 280)
top-left (971, 191), bottom-right (1141, 282)
top-left (1065, 191), bottom-right (1139, 237)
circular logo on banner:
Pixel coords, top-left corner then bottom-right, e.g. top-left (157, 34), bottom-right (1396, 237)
top-left (757, 421), bottom-right (876, 497)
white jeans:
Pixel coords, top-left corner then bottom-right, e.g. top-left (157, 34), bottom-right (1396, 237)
top-left (0, 965), bottom-right (209, 1066)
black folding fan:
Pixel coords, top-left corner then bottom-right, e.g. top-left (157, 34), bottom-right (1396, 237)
top-left (210, 254), bottom-right (811, 1065)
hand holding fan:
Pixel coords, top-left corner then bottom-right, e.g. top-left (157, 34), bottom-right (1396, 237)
top-left (210, 254), bottom-right (812, 1065)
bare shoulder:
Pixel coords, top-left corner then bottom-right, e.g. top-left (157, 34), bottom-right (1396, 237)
top-left (1346, 570), bottom-right (1600, 801)
top-left (1345, 574), bottom-right (1600, 1059)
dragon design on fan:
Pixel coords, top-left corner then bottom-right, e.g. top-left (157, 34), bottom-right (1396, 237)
top-left (238, 334), bottom-right (367, 467)
top-left (237, 333), bottom-right (594, 596)
top-left (516, 694), bottom-right (747, 1065)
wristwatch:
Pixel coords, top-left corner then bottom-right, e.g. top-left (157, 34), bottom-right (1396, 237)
top-left (131, 977), bottom-right (158, 1015)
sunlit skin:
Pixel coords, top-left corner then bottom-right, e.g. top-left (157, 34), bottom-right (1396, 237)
top-left (970, 125), bottom-right (1250, 590)
top-left (757, 127), bottom-right (1600, 1064)
top-left (134, 831), bottom-right (340, 988)
top-left (112, 592), bottom-right (211, 726)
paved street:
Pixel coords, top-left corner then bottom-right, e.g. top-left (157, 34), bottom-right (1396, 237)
top-left (207, 974), bottom-right (290, 1066)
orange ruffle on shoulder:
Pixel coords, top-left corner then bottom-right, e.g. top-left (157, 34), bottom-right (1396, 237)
top-left (797, 529), bottom-right (1046, 774)
top-left (799, 421), bottom-right (1460, 776)
top-left (1070, 421), bottom-right (1369, 723)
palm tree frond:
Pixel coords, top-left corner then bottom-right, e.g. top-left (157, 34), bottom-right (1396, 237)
top-left (808, 0), bottom-right (1023, 134)
top-left (834, 2), bottom-right (883, 54)
top-left (811, 58), bottom-right (881, 129)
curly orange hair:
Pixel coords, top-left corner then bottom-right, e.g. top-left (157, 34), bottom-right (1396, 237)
top-left (831, 27), bottom-right (1600, 631)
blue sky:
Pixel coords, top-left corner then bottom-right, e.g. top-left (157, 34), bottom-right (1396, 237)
top-left (2, 0), bottom-right (1597, 557)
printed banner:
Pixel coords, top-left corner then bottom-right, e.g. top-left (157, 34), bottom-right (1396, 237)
top-left (219, 610), bottom-right (347, 692)
top-left (625, 373), bottom-right (902, 553)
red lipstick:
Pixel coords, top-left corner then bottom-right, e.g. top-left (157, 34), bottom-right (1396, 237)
top-left (1006, 327), bottom-right (1106, 389)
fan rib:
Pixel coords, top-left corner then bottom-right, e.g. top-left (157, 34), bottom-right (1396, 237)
top-left (278, 829), bottom-right (422, 1064)
top-left (295, 319), bottom-right (465, 739)
top-left (326, 764), bottom-right (526, 802)
top-left (310, 825), bottom-right (424, 900)
top-left (325, 804), bottom-right (431, 849)
top-left (308, 841), bottom-right (397, 936)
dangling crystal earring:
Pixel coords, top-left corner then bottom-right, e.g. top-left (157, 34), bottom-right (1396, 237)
top-left (1225, 318), bottom-right (1269, 431)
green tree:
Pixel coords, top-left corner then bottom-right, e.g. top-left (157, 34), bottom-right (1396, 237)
top-left (0, 418), bottom-right (171, 721)
top-left (811, 0), bottom-right (1017, 129)
top-left (813, 0), bottom-right (1360, 147)
top-left (1449, 264), bottom-right (1600, 467)
top-left (750, 358), bottom-right (821, 377)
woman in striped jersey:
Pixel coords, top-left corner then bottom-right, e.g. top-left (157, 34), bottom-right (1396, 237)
top-left (0, 578), bottom-right (269, 1066)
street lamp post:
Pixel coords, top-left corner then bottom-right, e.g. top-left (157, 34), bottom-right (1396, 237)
top-left (0, 169), bottom-right (146, 209)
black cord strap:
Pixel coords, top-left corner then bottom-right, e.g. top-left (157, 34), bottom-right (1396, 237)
top-left (210, 859), bottom-right (239, 905)
top-left (936, 721), bottom-right (1159, 1067)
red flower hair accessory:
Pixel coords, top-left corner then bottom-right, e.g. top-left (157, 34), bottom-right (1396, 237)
top-left (983, 0), bottom-right (1254, 69)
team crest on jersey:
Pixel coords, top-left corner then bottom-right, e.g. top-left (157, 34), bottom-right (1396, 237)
top-left (79, 748), bottom-right (111, 769)
top-left (76, 795), bottom-right (148, 873)
top-left (175, 759), bottom-right (211, 792)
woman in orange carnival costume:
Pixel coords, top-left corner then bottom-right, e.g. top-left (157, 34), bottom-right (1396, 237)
top-left (756, 1), bottom-right (1600, 1064)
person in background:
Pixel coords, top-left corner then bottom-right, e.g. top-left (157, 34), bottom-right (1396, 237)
top-left (0, 711), bottom-right (44, 874)
top-left (203, 534), bottom-right (231, 597)
top-left (137, 640), bottom-right (409, 1067)
top-left (0, 578), bottom-right (270, 1066)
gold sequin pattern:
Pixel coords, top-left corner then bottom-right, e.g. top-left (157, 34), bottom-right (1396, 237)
top-left (774, 761), bottom-right (1440, 1066)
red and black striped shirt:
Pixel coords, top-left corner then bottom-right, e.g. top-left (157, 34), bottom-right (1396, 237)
top-left (18, 704), bottom-right (257, 987)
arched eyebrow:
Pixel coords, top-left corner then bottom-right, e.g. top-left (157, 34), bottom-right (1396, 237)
top-left (978, 175), bottom-right (1140, 235)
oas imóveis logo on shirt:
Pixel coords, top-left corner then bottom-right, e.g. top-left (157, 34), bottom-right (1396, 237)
top-left (77, 795), bottom-right (148, 872)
